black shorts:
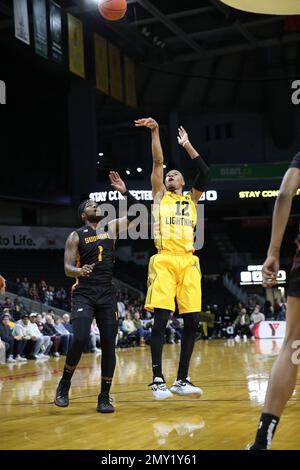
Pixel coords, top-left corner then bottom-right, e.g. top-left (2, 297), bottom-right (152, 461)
top-left (287, 259), bottom-right (300, 298)
top-left (71, 283), bottom-right (118, 323)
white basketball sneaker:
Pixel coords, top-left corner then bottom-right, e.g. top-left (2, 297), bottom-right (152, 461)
top-left (149, 377), bottom-right (173, 400)
top-left (170, 377), bottom-right (203, 397)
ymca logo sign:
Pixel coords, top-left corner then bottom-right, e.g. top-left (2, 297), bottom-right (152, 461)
top-left (268, 323), bottom-right (280, 337)
top-left (0, 80), bottom-right (6, 104)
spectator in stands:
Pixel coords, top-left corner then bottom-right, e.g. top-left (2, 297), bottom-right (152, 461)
top-left (117, 298), bottom-right (126, 319)
top-left (2, 309), bottom-right (15, 329)
top-left (0, 313), bottom-right (16, 363)
top-left (22, 277), bottom-right (30, 297)
top-left (273, 298), bottom-right (281, 316)
top-left (13, 296), bottom-right (26, 321)
top-left (43, 314), bottom-right (61, 357)
top-left (29, 283), bottom-right (39, 301)
top-left (53, 316), bottom-right (73, 355)
top-left (45, 286), bottom-right (55, 306)
top-left (38, 280), bottom-right (48, 302)
top-left (62, 314), bottom-right (73, 333)
top-left (250, 304), bottom-right (265, 325)
top-left (11, 313), bottom-right (29, 361)
top-left (234, 307), bottom-right (251, 340)
top-left (36, 313), bottom-right (46, 324)
top-left (28, 313), bottom-right (51, 358)
top-left (133, 311), bottom-right (151, 345)
top-left (90, 319), bottom-right (101, 353)
top-left (15, 277), bottom-right (23, 296)
top-left (3, 297), bottom-right (13, 311)
top-left (263, 300), bottom-right (274, 320)
top-left (55, 288), bottom-right (67, 309)
top-left (169, 313), bottom-right (183, 343)
top-left (122, 311), bottom-right (140, 346)
top-left (276, 299), bottom-right (286, 321)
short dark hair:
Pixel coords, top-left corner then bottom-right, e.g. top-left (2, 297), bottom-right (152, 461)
top-left (78, 199), bottom-right (93, 219)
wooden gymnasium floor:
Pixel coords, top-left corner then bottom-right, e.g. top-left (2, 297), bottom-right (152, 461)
top-left (0, 339), bottom-right (299, 450)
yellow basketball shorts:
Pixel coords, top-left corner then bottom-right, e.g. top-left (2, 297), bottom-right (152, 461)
top-left (145, 251), bottom-right (202, 314)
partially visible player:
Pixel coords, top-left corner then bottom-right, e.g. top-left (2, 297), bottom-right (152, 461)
top-left (54, 172), bottom-right (138, 413)
top-left (135, 118), bottom-right (209, 400)
top-left (0, 275), bottom-right (6, 294)
top-left (249, 152), bottom-right (300, 449)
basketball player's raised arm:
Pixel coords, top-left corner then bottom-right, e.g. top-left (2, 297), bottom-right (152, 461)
top-left (262, 155), bottom-right (300, 287)
top-left (177, 126), bottom-right (209, 205)
top-left (135, 118), bottom-right (166, 198)
top-left (64, 231), bottom-right (95, 278)
top-left (107, 171), bottom-right (139, 236)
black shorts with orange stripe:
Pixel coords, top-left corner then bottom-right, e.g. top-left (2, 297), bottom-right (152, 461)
top-left (71, 282), bottom-right (118, 323)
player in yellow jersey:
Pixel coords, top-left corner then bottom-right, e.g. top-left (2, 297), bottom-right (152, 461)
top-left (135, 117), bottom-right (209, 400)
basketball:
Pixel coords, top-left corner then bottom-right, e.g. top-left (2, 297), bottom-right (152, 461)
top-left (98, 0), bottom-right (127, 21)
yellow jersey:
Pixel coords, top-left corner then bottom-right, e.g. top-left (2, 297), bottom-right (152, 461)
top-left (153, 191), bottom-right (197, 254)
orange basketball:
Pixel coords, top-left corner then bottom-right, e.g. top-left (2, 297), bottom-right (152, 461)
top-left (98, 0), bottom-right (127, 21)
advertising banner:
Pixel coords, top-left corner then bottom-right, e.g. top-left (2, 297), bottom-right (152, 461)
top-left (0, 226), bottom-right (71, 250)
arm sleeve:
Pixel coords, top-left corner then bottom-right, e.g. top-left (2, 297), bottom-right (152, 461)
top-left (290, 152), bottom-right (300, 169)
top-left (192, 156), bottom-right (210, 192)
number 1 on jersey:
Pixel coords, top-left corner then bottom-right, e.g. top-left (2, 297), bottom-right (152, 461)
top-left (98, 245), bottom-right (103, 262)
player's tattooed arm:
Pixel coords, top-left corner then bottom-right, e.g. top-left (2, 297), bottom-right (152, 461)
top-left (262, 166), bottom-right (300, 288)
top-left (135, 117), bottom-right (166, 198)
top-left (64, 231), bottom-right (95, 278)
top-left (177, 126), bottom-right (209, 205)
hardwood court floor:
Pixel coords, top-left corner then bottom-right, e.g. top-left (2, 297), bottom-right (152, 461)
top-left (0, 339), bottom-right (299, 450)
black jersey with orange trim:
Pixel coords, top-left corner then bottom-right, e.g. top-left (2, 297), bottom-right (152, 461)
top-left (73, 225), bottom-right (115, 288)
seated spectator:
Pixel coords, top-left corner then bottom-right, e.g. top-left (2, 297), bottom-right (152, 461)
top-left (15, 277), bottom-right (23, 296)
top-left (43, 315), bottom-right (61, 356)
top-left (90, 319), bottom-right (101, 353)
top-left (62, 314), bottom-right (73, 333)
top-left (38, 280), bottom-right (48, 302)
top-left (22, 277), bottom-right (30, 297)
top-left (169, 313), bottom-right (183, 343)
top-left (28, 313), bottom-right (51, 358)
top-left (13, 296), bottom-right (26, 321)
top-left (11, 313), bottom-right (30, 361)
top-left (276, 299), bottom-right (286, 321)
top-left (133, 311), bottom-right (151, 345)
top-left (3, 297), bottom-right (13, 311)
top-left (250, 304), bottom-right (265, 327)
top-left (234, 308), bottom-right (251, 339)
top-left (29, 283), bottom-right (39, 301)
top-left (122, 312), bottom-right (140, 346)
top-left (0, 313), bottom-right (16, 363)
top-left (55, 288), bottom-right (67, 309)
top-left (36, 313), bottom-right (46, 324)
top-left (2, 309), bottom-right (15, 329)
top-left (53, 316), bottom-right (73, 355)
top-left (14, 313), bottom-right (45, 360)
top-left (44, 286), bottom-right (55, 306)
